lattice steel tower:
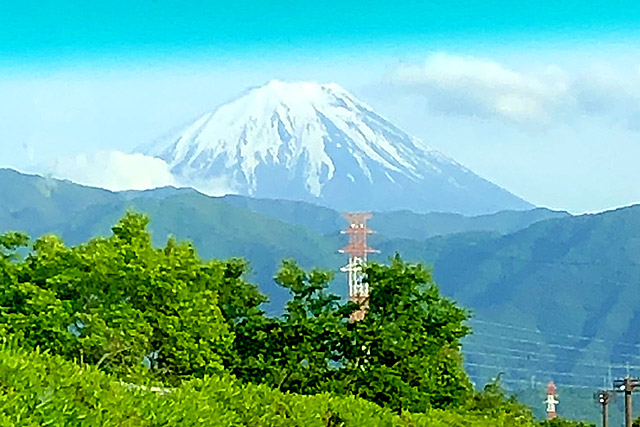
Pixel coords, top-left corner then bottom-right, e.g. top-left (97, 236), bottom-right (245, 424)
top-left (340, 212), bottom-right (377, 320)
top-left (545, 381), bottom-right (558, 420)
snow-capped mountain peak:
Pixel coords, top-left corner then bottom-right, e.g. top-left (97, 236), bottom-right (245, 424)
top-left (145, 80), bottom-right (531, 214)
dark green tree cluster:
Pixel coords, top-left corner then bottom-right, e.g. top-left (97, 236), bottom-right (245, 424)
top-left (231, 256), bottom-right (473, 413)
top-left (466, 374), bottom-right (534, 421)
top-left (0, 213), bottom-right (261, 384)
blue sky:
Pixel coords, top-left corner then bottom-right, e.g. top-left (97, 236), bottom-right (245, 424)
top-left (3, 1), bottom-right (640, 54)
top-left (2, 1), bottom-right (640, 212)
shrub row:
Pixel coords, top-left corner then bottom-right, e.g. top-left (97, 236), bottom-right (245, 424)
top-left (0, 344), bottom-right (537, 426)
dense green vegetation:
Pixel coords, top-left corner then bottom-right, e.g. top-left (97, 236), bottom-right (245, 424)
top-left (0, 344), bottom-right (547, 426)
top-left (0, 211), bottom-right (596, 425)
top-left (3, 168), bottom-right (634, 424)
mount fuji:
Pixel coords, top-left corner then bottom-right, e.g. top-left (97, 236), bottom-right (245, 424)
top-left (144, 80), bottom-right (532, 214)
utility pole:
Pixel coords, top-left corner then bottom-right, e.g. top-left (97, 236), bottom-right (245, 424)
top-left (545, 381), bottom-right (559, 420)
top-left (596, 390), bottom-right (612, 427)
top-left (614, 377), bottom-right (640, 427)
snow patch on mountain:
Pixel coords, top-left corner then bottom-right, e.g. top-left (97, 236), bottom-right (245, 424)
top-left (144, 80), bottom-right (532, 214)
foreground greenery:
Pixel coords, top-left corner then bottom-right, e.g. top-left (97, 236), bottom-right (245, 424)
top-left (0, 344), bottom-right (551, 427)
top-left (4, 167), bottom-right (637, 411)
top-left (0, 212), bottom-right (593, 425)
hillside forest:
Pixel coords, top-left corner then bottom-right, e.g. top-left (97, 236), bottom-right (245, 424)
top-left (0, 211), bottom-right (599, 425)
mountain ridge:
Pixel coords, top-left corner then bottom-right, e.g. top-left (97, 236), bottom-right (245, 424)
top-left (2, 168), bottom-right (640, 402)
top-left (0, 167), bottom-right (560, 308)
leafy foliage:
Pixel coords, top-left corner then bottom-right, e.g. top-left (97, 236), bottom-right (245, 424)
top-left (0, 344), bottom-right (543, 427)
top-left (0, 211), bottom-right (593, 424)
top-left (0, 212), bottom-right (255, 383)
top-left (235, 256), bottom-right (473, 413)
top-left (342, 255), bottom-right (472, 412)
top-left (466, 374), bottom-right (535, 422)
top-left (232, 260), bottom-right (350, 393)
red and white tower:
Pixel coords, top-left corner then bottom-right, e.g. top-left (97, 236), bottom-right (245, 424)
top-left (545, 381), bottom-right (559, 420)
top-left (340, 212), bottom-right (377, 321)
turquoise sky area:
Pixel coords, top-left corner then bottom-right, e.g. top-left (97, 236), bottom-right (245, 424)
top-left (3, 1), bottom-right (640, 65)
top-left (2, 1), bottom-right (640, 213)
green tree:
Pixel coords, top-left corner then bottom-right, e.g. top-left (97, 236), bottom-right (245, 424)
top-left (237, 256), bottom-right (473, 414)
top-left (466, 374), bottom-right (534, 423)
top-left (0, 212), bottom-right (237, 383)
top-left (342, 255), bottom-right (472, 413)
top-left (233, 260), bottom-right (351, 393)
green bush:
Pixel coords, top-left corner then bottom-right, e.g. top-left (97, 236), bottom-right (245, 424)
top-left (0, 213), bottom-right (258, 383)
top-left (0, 344), bottom-right (539, 426)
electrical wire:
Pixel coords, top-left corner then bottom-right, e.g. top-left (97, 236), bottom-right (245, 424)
top-left (469, 318), bottom-right (640, 350)
top-left (463, 349), bottom-right (640, 372)
top-left (466, 331), bottom-right (640, 361)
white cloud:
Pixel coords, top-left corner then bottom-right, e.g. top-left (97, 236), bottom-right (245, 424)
top-left (387, 53), bottom-right (640, 129)
top-left (41, 150), bottom-right (178, 192)
top-left (389, 53), bottom-right (571, 124)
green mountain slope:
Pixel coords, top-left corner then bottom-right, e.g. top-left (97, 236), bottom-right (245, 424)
top-left (3, 168), bottom-right (640, 423)
top-left (377, 206), bottom-right (640, 399)
top-left (0, 168), bottom-right (560, 311)
top-left (0, 168), bottom-right (120, 235)
top-left (223, 193), bottom-right (568, 238)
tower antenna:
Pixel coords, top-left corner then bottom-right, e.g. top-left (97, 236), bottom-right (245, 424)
top-left (340, 212), bottom-right (377, 321)
top-left (545, 381), bottom-right (559, 420)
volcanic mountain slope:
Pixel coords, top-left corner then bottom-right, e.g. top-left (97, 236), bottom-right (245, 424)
top-left (144, 80), bottom-right (532, 215)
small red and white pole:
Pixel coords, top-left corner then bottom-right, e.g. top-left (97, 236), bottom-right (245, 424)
top-left (545, 381), bottom-right (559, 419)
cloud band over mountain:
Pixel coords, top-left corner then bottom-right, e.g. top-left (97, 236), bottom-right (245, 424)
top-left (388, 52), bottom-right (640, 128)
top-left (40, 151), bottom-right (177, 192)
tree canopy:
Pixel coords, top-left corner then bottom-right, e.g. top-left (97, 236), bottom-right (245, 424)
top-left (0, 211), bottom-right (595, 425)
top-left (0, 212), bottom-right (259, 383)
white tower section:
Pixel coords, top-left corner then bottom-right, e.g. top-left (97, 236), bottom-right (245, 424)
top-left (545, 381), bottom-right (558, 419)
top-left (340, 213), bottom-right (377, 321)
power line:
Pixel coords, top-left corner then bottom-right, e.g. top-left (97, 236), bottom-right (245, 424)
top-left (466, 331), bottom-right (640, 360)
top-left (469, 318), bottom-right (640, 350)
top-left (497, 377), bottom-right (597, 391)
top-left (464, 349), bottom-right (640, 372)
top-left (464, 340), bottom-right (640, 367)
top-left (463, 342), bottom-right (609, 364)
top-left (465, 362), bottom-right (607, 382)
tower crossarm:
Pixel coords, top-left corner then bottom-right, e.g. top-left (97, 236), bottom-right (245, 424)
top-left (340, 212), bottom-right (377, 321)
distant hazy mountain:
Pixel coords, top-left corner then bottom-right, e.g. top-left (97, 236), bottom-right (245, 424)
top-left (223, 194), bottom-right (568, 238)
top-left (143, 80), bottom-right (532, 215)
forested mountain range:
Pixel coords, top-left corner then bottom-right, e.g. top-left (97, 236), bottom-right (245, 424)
top-left (2, 167), bottom-right (639, 422)
top-left (0, 168), bottom-right (563, 311)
